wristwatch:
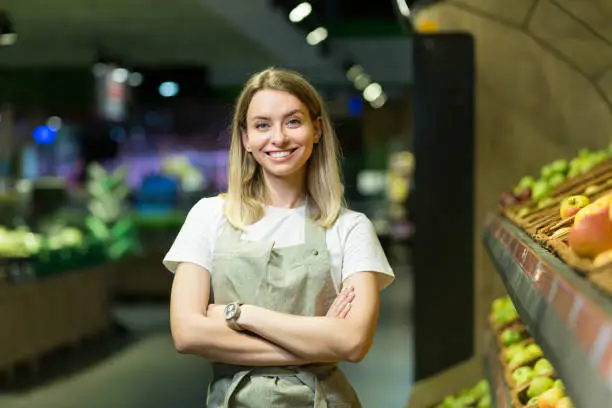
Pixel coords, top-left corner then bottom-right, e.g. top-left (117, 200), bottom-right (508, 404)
top-left (224, 302), bottom-right (244, 331)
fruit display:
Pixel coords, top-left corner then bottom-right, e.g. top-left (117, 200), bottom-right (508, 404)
top-left (488, 297), bottom-right (576, 408)
top-left (496, 145), bottom-right (612, 294)
top-left (434, 379), bottom-right (492, 408)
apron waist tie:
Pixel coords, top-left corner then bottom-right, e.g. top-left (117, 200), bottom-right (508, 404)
top-left (213, 363), bottom-right (335, 408)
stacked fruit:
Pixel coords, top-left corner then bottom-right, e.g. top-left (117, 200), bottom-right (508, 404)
top-left (556, 193), bottom-right (612, 268)
top-left (499, 146), bottom-right (611, 210)
top-left (435, 379), bottom-right (491, 408)
top-left (490, 297), bottom-right (575, 408)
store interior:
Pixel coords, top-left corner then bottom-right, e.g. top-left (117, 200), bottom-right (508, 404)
top-left (1, 0), bottom-right (612, 407)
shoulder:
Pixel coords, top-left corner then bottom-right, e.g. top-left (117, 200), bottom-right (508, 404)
top-left (186, 195), bottom-right (225, 221)
top-left (330, 208), bottom-right (375, 238)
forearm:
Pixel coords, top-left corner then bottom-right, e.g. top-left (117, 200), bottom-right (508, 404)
top-left (238, 306), bottom-right (363, 363)
top-left (173, 314), bottom-right (310, 366)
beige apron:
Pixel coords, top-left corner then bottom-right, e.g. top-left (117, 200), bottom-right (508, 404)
top-left (206, 212), bottom-right (362, 408)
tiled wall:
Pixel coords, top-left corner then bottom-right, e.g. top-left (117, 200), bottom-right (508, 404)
top-left (410, 0), bottom-right (612, 399)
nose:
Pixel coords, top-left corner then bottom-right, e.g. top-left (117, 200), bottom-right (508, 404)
top-left (270, 124), bottom-right (289, 146)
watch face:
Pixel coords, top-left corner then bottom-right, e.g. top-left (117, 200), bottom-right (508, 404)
top-left (224, 303), bottom-right (236, 320)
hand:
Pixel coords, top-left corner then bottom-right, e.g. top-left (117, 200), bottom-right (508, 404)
top-left (326, 285), bottom-right (355, 319)
top-left (206, 304), bottom-right (226, 321)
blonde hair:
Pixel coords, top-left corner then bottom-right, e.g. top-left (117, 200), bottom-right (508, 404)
top-left (224, 67), bottom-right (344, 230)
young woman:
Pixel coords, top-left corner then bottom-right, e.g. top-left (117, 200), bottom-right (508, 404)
top-left (164, 68), bottom-right (394, 407)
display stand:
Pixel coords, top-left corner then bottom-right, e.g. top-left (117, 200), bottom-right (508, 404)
top-left (483, 214), bottom-right (612, 408)
top-left (0, 266), bottom-right (110, 379)
top-left (483, 330), bottom-right (512, 408)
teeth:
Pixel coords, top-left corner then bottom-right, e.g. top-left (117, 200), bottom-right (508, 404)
top-left (269, 151), bottom-right (292, 158)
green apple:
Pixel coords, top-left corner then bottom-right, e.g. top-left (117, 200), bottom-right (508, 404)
top-left (505, 344), bottom-right (525, 362)
top-left (510, 350), bottom-right (533, 367)
top-left (525, 344), bottom-right (544, 359)
top-left (537, 197), bottom-right (555, 209)
top-left (518, 175), bottom-right (536, 189)
top-left (492, 298), bottom-right (507, 313)
top-left (512, 366), bottom-right (534, 385)
top-left (551, 159), bottom-right (569, 174)
top-left (578, 148), bottom-right (591, 158)
top-left (470, 379), bottom-right (490, 399)
top-left (580, 158), bottom-right (597, 174)
top-left (532, 180), bottom-right (552, 201)
top-left (553, 379), bottom-right (565, 391)
top-left (527, 376), bottom-right (555, 399)
top-left (477, 395), bottom-right (491, 408)
top-left (549, 173), bottom-right (565, 187)
top-left (533, 358), bottom-right (554, 375)
top-left (500, 328), bottom-right (523, 346)
top-left (541, 165), bottom-right (555, 180)
top-left (527, 397), bottom-right (539, 405)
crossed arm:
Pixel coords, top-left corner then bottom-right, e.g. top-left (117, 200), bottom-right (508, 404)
top-left (170, 262), bottom-right (380, 366)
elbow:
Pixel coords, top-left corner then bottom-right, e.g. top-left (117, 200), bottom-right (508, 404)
top-left (345, 343), bottom-right (369, 363)
top-left (173, 332), bottom-right (192, 354)
top-left (343, 336), bottom-right (372, 363)
top-left (171, 317), bottom-right (197, 354)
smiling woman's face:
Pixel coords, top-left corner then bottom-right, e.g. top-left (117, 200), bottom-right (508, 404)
top-left (243, 89), bottom-right (320, 180)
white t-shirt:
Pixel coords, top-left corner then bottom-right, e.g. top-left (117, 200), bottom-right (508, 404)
top-left (163, 196), bottom-right (395, 292)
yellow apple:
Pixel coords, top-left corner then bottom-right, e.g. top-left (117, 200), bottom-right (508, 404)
top-left (538, 388), bottom-right (564, 408)
top-left (559, 195), bottom-right (589, 219)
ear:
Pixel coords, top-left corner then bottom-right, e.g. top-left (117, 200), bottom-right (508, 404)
top-left (314, 117), bottom-right (323, 143)
top-left (241, 130), bottom-right (251, 152)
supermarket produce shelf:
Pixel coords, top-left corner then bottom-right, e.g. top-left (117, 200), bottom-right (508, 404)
top-left (484, 330), bottom-right (511, 408)
top-left (483, 214), bottom-right (612, 408)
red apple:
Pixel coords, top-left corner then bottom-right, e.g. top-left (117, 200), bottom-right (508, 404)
top-left (538, 388), bottom-right (564, 408)
top-left (555, 397), bottom-right (574, 408)
top-left (569, 210), bottom-right (612, 258)
top-left (575, 194), bottom-right (612, 224)
top-left (559, 195), bottom-right (590, 219)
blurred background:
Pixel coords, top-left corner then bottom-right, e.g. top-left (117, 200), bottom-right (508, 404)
top-left (0, 0), bottom-right (611, 407)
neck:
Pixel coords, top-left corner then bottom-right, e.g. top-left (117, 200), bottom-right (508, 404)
top-left (263, 171), bottom-right (307, 209)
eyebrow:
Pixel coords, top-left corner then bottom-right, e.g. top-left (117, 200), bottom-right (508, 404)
top-left (250, 109), bottom-right (304, 121)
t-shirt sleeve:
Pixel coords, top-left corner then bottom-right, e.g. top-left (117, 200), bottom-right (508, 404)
top-left (341, 213), bottom-right (395, 290)
top-left (162, 197), bottom-right (222, 273)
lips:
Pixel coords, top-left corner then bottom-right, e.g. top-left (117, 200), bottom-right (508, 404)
top-left (265, 148), bottom-right (298, 158)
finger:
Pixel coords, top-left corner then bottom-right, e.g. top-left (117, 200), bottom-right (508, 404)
top-left (334, 290), bottom-right (355, 316)
top-left (329, 287), bottom-right (349, 312)
top-left (338, 302), bottom-right (352, 318)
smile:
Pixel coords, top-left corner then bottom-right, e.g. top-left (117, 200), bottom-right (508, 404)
top-left (265, 148), bottom-right (298, 159)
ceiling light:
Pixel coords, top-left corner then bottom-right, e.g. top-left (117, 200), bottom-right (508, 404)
top-left (353, 73), bottom-right (372, 91)
top-left (346, 65), bottom-right (364, 82)
top-left (370, 93), bottom-right (387, 109)
top-left (0, 11), bottom-right (17, 46)
top-left (46, 116), bottom-right (63, 131)
top-left (289, 2), bottom-right (312, 23)
top-left (363, 83), bottom-right (383, 102)
top-left (396, 0), bottom-right (411, 17)
top-left (111, 68), bottom-right (129, 84)
top-left (306, 27), bottom-right (328, 46)
top-left (128, 72), bottom-right (143, 87)
top-left (159, 82), bottom-right (179, 98)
